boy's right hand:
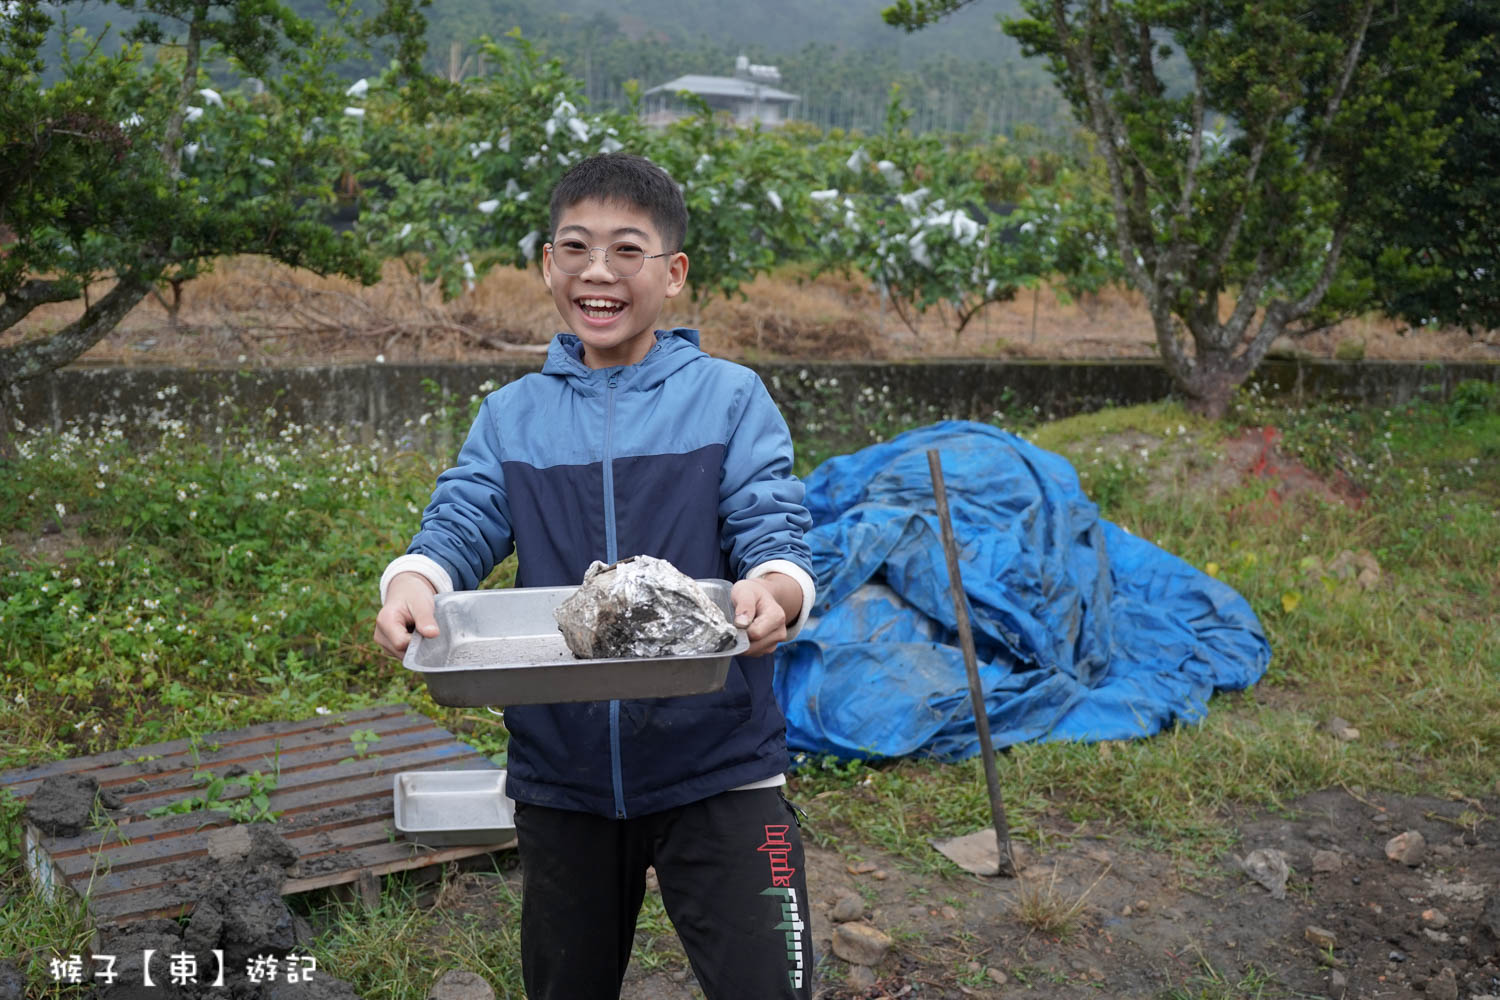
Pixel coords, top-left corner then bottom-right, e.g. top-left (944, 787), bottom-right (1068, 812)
top-left (374, 571), bottom-right (440, 659)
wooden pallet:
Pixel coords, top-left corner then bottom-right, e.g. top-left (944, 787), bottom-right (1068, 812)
top-left (0, 703), bottom-right (516, 925)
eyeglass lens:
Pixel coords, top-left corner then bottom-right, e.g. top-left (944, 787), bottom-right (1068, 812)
top-left (550, 240), bottom-right (648, 277)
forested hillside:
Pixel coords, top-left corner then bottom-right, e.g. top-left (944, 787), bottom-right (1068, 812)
top-left (53, 0), bottom-right (1072, 135)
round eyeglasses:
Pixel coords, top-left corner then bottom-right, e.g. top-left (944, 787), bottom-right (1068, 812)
top-left (546, 239), bottom-right (671, 277)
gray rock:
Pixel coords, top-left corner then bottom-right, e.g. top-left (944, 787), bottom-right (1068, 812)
top-left (830, 894), bottom-right (864, 923)
top-left (832, 922), bottom-right (893, 966)
top-left (1385, 831), bottom-right (1426, 866)
top-left (845, 965), bottom-right (878, 990)
top-left (427, 969), bottom-right (495, 1000)
top-left (1239, 848), bottom-right (1290, 899)
top-left (1312, 849), bottom-right (1344, 873)
top-left (554, 556), bottom-right (736, 659)
top-left (1329, 969), bottom-right (1347, 995)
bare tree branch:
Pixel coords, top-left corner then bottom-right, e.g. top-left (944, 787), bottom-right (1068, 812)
top-left (1307, 0), bottom-right (1376, 170)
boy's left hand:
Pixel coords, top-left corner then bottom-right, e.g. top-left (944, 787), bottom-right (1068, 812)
top-left (730, 575), bottom-right (798, 657)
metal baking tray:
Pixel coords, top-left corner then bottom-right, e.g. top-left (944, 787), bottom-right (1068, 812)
top-left (392, 769), bottom-right (515, 847)
top-left (403, 579), bottom-right (747, 707)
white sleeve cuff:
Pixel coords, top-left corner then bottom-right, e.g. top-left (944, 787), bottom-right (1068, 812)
top-left (380, 554), bottom-right (455, 604)
top-left (746, 559), bottom-right (816, 642)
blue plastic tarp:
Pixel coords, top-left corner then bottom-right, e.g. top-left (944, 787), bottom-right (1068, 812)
top-left (773, 421), bottom-right (1271, 761)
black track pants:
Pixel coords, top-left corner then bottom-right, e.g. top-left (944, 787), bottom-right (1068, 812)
top-left (513, 787), bottom-right (814, 1000)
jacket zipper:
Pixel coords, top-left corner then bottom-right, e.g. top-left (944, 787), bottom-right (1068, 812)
top-left (603, 372), bottom-right (627, 818)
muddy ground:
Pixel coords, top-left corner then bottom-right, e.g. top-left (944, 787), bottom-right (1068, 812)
top-left (423, 787), bottom-right (1499, 1000)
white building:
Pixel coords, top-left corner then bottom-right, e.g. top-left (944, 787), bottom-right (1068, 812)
top-left (642, 54), bottom-right (799, 128)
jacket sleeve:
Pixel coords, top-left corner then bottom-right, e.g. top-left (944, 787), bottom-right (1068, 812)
top-left (406, 395), bottom-right (515, 591)
top-left (718, 373), bottom-right (814, 584)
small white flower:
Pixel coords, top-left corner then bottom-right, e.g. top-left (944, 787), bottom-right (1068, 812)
top-left (343, 106), bottom-right (365, 119)
top-left (197, 88), bottom-right (223, 108)
top-left (315, 706), bottom-right (331, 716)
top-left (346, 78), bottom-right (369, 98)
top-left (54, 502), bottom-right (66, 518)
top-left (183, 106), bottom-right (204, 123)
top-left (477, 199), bottom-right (500, 215)
top-left (375, 353), bottom-right (386, 364)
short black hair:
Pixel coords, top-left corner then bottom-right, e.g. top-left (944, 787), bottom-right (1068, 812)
top-left (549, 153), bottom-right (688, 252)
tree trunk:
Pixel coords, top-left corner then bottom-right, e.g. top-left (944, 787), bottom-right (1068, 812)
top-left (1179, 351), bottom-right (1239, 420)
top-left (0, 275), bottom-right (152, 384)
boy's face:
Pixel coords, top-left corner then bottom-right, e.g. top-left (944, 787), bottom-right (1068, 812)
top-left (542, 197), bottom-right (689, 370)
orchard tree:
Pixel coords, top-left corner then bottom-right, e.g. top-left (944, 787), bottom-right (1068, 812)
top-left (886, 0), bottom-right (1470, 415)
top-left (1349, 0), bottom-right (1499, 333)
top-left (0, 0), bottom-right (426, 447)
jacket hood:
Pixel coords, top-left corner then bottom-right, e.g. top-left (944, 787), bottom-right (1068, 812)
top-left (542, 328), bottom-right (705, 394)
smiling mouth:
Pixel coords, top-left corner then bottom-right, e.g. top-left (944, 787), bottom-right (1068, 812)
top-left (577, 297), bottom-right (626, 320)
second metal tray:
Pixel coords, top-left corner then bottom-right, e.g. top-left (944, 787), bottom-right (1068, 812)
top-left (404, 579), bottom-right (747, 707)
top-left (392, 769), bottom-right (514, 847)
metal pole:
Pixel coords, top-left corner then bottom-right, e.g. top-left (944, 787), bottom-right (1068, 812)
top-left (927, 449), bottom-right (1016, 877)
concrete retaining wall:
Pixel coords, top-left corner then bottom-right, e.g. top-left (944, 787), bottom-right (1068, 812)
top-left (6, 359), bottom-right (1496, 454)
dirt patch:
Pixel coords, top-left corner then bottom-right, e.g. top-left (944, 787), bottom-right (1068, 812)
top-left (384, 788), bottom-right (1500, 999)
top-left (83, 824), bottom-right (352, 999)
top-left (22, 773), bottom-right (121, 838)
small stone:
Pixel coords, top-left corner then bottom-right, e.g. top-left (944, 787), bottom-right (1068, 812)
top-left (940, 905), bottom-right (958, 920)
top-left (846, 860), bottom-right (878, 875)
top-left (1305, 926), bottom-right (1338, 949)
top-left (1312, 850), bottom-right (1345, 873)
top-left (1330, 969), bottom-right (1347, 994)
top-left (1240, 847), bottom-right (1291, 899)
top-left (872, 869), bottom-right (888, 880)
top-left (1122, 905), bottom-right (1133, 916)
top-left (1385, 831), bottom-right (1427, 866)
top-left (1424, 928), bottom-right (1451, 943)
top-left (1164, 907), bottom-right (1186, 922)
top-left (832, 922), bottom-right (894, 966)
top-left (846, 965), bottom-right (878, 990)
top-left (830, 894), bottom-right (864, 923)
top-left (1135, 899), bottom-right (1150, 911)
top-left (1389, 950), bottom-right (1408, 963)
top-left (1422, 908), bottom-right (1449, 928)
top-left (986, 968), bottom-right (1007, 986)
top-left (427, 970), bottom-right (495, 1000)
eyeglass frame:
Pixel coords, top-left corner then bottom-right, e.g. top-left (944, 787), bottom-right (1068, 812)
top-left (544, 239), bottom-right (675, 278)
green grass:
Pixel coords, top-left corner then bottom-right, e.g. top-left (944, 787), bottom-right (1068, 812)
top-left (788, 381), bottom-right (1500, 872)
top-left (2, 379), bottom-right (1497, 996)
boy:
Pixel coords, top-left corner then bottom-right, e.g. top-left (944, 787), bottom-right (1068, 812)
top-left (373, 153), bottom-right (818, 1000)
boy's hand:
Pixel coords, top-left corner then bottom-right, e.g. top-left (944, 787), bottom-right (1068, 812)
top-left (730, 574), bottom-right (801, 657)
top-left (374, 571), bottom-right (439, 659)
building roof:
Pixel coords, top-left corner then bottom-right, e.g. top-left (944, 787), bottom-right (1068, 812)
top-left (643, 74), bottom-right (799, 103)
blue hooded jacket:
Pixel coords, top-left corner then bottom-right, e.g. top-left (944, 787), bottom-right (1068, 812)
top-left (407, 328), bottom-right (814, 818)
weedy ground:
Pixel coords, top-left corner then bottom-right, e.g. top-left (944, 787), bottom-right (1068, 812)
top-left (1, 378), bottom-right (1497, 998)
